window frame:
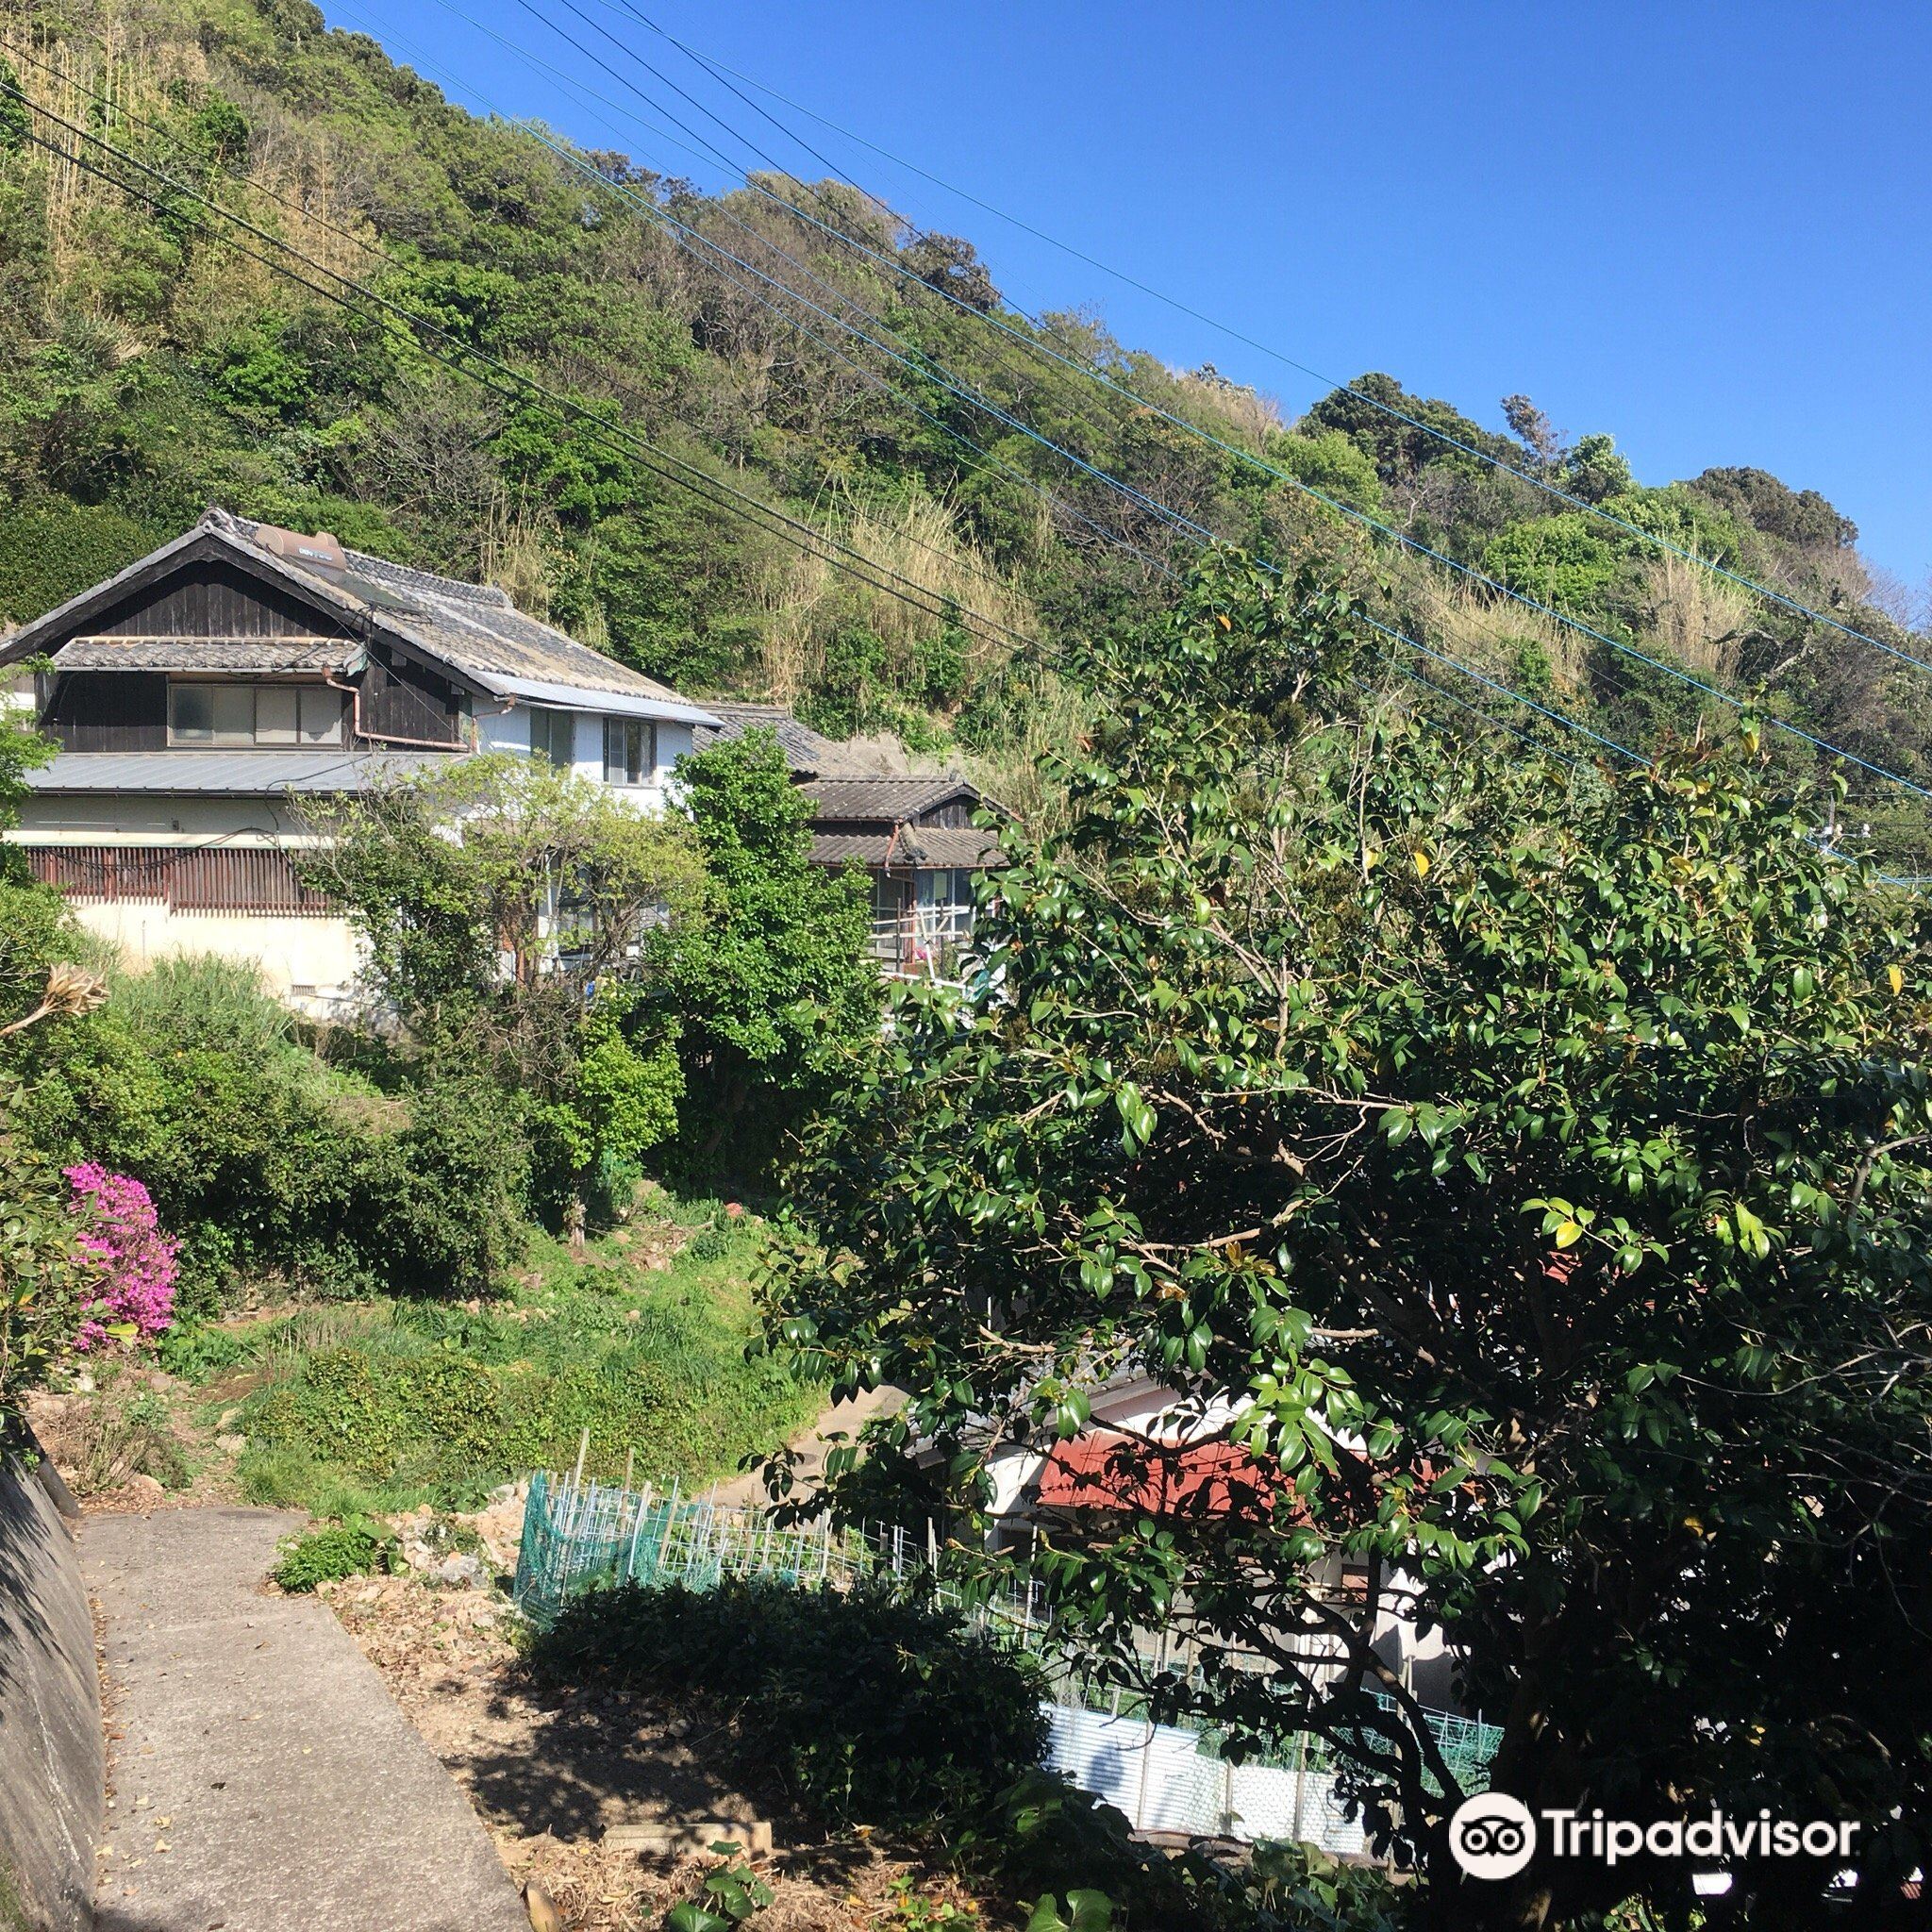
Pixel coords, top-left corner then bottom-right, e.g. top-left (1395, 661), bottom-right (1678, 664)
top-left (529, 707), bottom-right (576, 769)
top-left (601, 715), bottom-right (658, 787)
top-left (167, 681), bottom-right (344, 748)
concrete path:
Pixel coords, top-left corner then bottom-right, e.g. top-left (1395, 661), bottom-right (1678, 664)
top-left (712, 1383), bottom-right (906, 1507)
top-left (83, 1507), bottom-right (529, 1932)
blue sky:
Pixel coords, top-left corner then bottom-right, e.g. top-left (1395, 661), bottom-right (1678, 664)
top-left (330, 0), bottom-right (1931, 598)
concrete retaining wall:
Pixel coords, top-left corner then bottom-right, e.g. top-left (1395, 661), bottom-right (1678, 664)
top-left (0, 1445), bottom-right (102, 1932)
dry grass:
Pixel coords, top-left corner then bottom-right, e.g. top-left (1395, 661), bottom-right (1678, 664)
top-left (1642, 551), bottom-right (1754, 685)
top-left (960, 665), bottom-right (1095, 840)
top-left (1413, 574), bottom-right (1592, 696)
top-left (8, 20), bottom-right (383, 318)
top-left (751, 489), bottom-right (1033, 705)
top-left (481, 496), bottom-right (560, 623)
top-left (1168, 367), bottom-right (1285, 450)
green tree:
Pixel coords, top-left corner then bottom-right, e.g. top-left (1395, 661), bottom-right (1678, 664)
top-left (771, 555), bottom-right (1932, 1929)
top-left (301, 753), bottom-right (705, 1221)
top-left (656, 730), bottom-right (876, 1165)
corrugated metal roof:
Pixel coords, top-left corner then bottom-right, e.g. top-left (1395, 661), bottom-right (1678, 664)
top-left (53, 637), bottom-right (360, 674)
top-left (22, 749), bottom-right (461, 795)
top-left (490, 675), bottom-right (718, 726)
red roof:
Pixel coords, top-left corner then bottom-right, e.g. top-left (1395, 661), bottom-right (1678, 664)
top-left (1033, 1436), bottom-right (1279, 1519)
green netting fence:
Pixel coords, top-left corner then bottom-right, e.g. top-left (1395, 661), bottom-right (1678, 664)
top-left (511, 1462), bottom-right (1501, 1807)
top-left (512, 1466), bottom-right (929, 1625)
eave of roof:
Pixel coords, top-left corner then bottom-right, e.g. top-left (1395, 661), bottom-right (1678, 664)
top-left (479, 672), bottom-right (719, 726)
top-left (20, 749), bottom-right (463, 795)
top-left (52, 637), bottom-right (364, 675)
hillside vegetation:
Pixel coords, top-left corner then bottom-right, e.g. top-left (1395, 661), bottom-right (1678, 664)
top-left (3, 0), bottom-right (1929, 852)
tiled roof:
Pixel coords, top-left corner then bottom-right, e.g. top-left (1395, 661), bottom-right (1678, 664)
top-left (898, 825), bottom-right (1003, 866)
top-left (804, 775), bottom-right (981, 822)
top-left (206, 511), bottom-right (711, 717)
top-left (21, 750), bottom-right (461, 795)
top-left (809, 831), bottom-right (897, 866)
top-left (808, 825), bottom-right (1002, 869)
top-left (691, 703), bottom-right (842, 774)
top-left (52, 637), bottom-right (359, 674)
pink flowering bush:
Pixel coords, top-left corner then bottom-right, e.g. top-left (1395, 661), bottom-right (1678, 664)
top-left (65, 1164), bottom-right (178, 1350)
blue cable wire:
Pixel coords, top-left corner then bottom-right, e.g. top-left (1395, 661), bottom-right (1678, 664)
top-left (430, 0), bottom-right (1932, 811)
top-left (296, 9), bottom-right (1932, 860)
top-left (591, 0), bottom-right (1932, 682)
top-left (406, 0), bottom-right (1206, 564)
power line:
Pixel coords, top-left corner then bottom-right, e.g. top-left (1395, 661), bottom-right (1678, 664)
top-left (8, 69), bottom-right (1902, 834)
top-left (585, 0), bottom-right (1931, 679)
top-left (459, 10), bottom-right (1932, 807)
top-left (1, 90), bottom-right (1044, 660)
top-left (5, 40), bottom-right (1074, 608)
top-left (0, 35), bottom-right (392, 272)
top-left (325, 0), bottom-right (1185, 581)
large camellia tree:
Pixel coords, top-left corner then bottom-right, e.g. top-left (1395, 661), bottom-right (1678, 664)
top-left (769, 555), bottom-right (1932, 1929)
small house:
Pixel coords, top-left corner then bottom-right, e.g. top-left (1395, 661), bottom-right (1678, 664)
top-left (692, 703), bottom-right (1004, 975)
top-left (0, 508), bottom-right (718, 1009)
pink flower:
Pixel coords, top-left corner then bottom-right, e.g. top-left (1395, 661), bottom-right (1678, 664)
top-left (65, 1164), bottom-right (178, 1351)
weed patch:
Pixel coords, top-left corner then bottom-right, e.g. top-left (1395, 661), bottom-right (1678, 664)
top-left (273, 1519), bottom-right (397, 1591)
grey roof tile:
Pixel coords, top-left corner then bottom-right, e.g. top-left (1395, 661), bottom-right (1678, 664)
top-left (53, 637), bottom-right (359, 673)
top-left (207, 511), bottom-right (696, 708)
top-left (804, 775), bottom-right (983, 822)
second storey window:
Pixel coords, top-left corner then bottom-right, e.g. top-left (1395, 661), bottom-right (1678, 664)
top-left (602, 717), bottom-right (657, 786)
top-left (529, 708), bottom-right (575, 768)
top-left (170, 683), bottom-right (343, 746)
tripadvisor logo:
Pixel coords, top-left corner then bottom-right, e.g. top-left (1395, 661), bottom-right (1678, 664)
top-left (1448, 1792), bottom-right (1859, 1882)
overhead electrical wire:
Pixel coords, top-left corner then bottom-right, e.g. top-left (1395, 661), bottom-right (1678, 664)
top-left (587, 0), bottom-right (1930, 680)
top-left (420, 2), bottom-right (1932, 808)
top-left (6, 75), bottom-right (1624, 783)
top-left (7, 67), bottom-right (1905, 836)
top-left (0, 93), bottom-right (1050, 660)
top-left (315, 1), bottom-right (1189, 582)
top-left (345, 17), bottom-right (1663, 770)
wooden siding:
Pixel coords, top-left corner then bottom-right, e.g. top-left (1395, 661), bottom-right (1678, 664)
top-left (91, 560), bottom-right (350, 640)
top-left (359, 643), bottom-right (463, 745)
top-left (27, 844), bottom-right (336, 915)
top-left (41, 672), bottom-right (167, 752)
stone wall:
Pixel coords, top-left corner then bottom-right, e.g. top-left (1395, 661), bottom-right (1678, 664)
top-left (0, 1444), bottom-right (102, 1932)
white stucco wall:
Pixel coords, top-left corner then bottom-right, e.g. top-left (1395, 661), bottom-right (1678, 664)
top-left (474, 705), bottom-right (694, 809)
top-left (64, 900), bottom-right (364, 1013)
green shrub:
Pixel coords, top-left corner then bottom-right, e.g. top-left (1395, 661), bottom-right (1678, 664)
top-left (272, 1518), bottom-right (396, 1591)
top-left (0, 500), bottom-right (165, 626)
top-left (534, 1577), bottom-right (1047, 1834)
top-left (16, 963), bottom-right (527, 1307)
top-left (156, 1320), bottom-right (246, 1382)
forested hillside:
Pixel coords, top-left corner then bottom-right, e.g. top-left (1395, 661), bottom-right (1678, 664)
top-left (3, 0), bottom-right (1928, 851)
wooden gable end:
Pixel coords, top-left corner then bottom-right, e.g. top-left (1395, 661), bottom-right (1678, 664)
top-left (86, 558), bottom-right (352, 641)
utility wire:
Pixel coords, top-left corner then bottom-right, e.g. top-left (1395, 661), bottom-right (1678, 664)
top-left (0, 75), bottom-right (1874, 816)
top-left (0, 92), bottom-right (1044, 658)
top-left (443, 4), bottom-right (1932, 804)
top-left (6, 40), bottom-right (1067, 607)
top-left (325, 0), bottom-right (1184, 580)
top-left (590, 0), bottom-right (1931, 679)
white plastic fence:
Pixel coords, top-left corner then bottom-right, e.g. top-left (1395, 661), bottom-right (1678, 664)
top-left (1041, 1702), bottom-right (1367, 1855)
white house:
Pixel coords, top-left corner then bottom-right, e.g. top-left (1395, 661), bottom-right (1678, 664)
top-left (0, 509), bottom-right (719, 1009)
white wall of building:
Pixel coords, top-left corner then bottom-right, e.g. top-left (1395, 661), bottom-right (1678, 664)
top-left (64, 900), bottom-right (364, 1015)
top-left (473, 704), bottom-right (695, 808)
